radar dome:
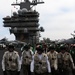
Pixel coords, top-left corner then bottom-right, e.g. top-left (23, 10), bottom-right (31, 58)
top-left (18, 9), bottom-right (22, 15)
top-left (6, 16), bottom-right (10, 18)
top-left (22, 8), bottom-right (28, 14)
top-left (13, 12), bottom-right (17, 16)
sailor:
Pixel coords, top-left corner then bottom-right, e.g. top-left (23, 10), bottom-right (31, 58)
top-left (2, 44), bottom-right (21, 75)
top-left (70, 45), bottom-right (75, 75)
top-left (47, 44), bottom-right (58, 75)
top-left (30, 45), bottom-right (51, 75)
top-left (42, 43), bottom-right (47, 53)
top-left (58, 44), bottom-right (75, 75)
top-left (21, 44), bottom-right (33, 75)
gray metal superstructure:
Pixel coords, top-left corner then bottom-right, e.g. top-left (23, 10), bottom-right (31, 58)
top-left (3, 0), bottom-right (44, 44)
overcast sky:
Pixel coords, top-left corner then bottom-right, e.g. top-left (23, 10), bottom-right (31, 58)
top-left (0, 0), bottom-right (75, 41)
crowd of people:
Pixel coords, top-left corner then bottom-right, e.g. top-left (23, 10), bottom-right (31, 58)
top-left (1, 42), bottom-right (75, 75)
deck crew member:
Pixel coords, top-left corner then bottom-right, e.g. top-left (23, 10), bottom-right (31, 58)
top-left (21, 44), bottom-right (33, 75)
top-left (30, 45), bottom-right (51, 75)
top-left (2, 44), bottom-right (21, 75)
top-left (47, 44), bottom-right (58, 75)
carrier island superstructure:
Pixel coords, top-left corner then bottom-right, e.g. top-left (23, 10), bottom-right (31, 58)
top-left (3, 0), bottom-right (44, 44)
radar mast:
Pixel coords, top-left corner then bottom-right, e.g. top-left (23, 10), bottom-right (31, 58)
top-left (12, 0), bottom-right (44, 10)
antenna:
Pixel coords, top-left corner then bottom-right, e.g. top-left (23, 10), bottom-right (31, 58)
top-left (24, 0), bottom-right (29, 2)
top-left (32, 0), bottom-right (44, 5)
top-left (16, 0), bottom-right (17, 3)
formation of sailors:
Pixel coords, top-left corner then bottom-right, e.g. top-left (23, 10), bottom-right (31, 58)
top-left (1, 43), bottom-right (75, 75)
